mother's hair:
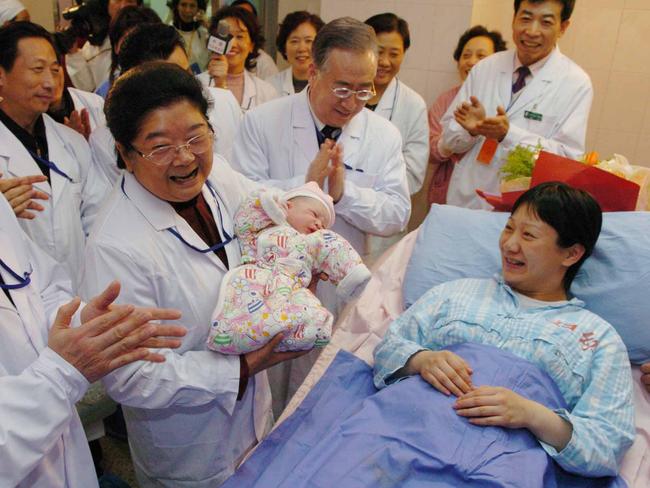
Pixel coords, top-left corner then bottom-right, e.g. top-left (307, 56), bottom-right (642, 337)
top-left (105, 62), bottom-right (210, 168)
top-left (511, 182), bottom-right (602, 291)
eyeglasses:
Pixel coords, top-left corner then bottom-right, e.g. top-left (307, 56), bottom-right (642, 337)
top-left (331, 84), bottom-right (376, 101)
top-left (133, 129), bottom-right (213, 166)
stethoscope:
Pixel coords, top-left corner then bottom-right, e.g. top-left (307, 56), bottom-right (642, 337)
top-left (0, 258), bottom-right (32, 290)
top-left (120, 176), bottom-right (236, 254)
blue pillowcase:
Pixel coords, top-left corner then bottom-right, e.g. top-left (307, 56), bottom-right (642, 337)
top-left (403, 204), bottom-right (650, 364)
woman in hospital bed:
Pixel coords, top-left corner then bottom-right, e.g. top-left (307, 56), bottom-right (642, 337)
top-left (374, 181), bottom-right (635, 479)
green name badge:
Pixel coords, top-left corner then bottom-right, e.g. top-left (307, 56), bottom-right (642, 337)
top-left (524, 110), bottom-right (543, 121)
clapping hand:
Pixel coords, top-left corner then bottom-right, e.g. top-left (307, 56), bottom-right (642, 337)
top-left (0, 172), bottom-right (49, 219)
top-left (49, 281), bottom-right (186, 383)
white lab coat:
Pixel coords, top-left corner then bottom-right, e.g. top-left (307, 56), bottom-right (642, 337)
top-left (231, 89), bottom-right (410, 412)
top-left (251, 49), bottom-right (279, 80)
top-left (366, 77), bottom-right (429, 262)
top-left (441, 48), bottom-right (593, 209)
top-left (65, 37), bottom-right (112, 93)
top-left (80, 159), bottom-right (272, 487)
top-left (68, 87), bottom-right (106, 132)
top-left (232, 88), bottom-right (410, 257)
top-left (197, 69), bottom-right (279, 112)
top-left (0, 195), bottom-right (96, 488)
top-left (268, 67), bottom-right (294, 97)
top-left (88, 86), bottom-right (242, 190)
top-left (0, 115), bottom-right (109, 290)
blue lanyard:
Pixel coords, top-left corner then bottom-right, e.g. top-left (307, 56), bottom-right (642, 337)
top-left (29, 151), bottom-right (75, 183)
top-left (120, 176), bottom-right (236, 254)
top-left (0, 258), bottom-right (32, 290)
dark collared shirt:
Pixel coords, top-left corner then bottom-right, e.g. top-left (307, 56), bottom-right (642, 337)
top-left (0, 108), bottom-right (51, 181)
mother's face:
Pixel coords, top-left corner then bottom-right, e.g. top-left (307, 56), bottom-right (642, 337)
top-left (119, 100), bottom-right (213, 202)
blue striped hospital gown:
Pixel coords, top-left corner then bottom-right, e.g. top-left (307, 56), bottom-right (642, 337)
top-left (373, 277), bottom-right (635, 477)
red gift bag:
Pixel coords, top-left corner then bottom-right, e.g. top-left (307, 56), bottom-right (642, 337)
top-left (477, 151), bottom-right (640, 212)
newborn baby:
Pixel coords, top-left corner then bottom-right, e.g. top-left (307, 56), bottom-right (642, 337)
top-left (208, 182), bottom-right (371, 353)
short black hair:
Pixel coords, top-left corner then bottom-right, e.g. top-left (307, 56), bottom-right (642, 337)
top-left (0, 21), bottom-right (56, 71)
top-left (276, 11), bottom-right (324, 60)
top-left (108, 6), bottom-right (162, 83)
top-left (169, 0), bottom-right (207, 26)
top-left (453, 25), bottom-right (507, 62)
top-left (118, 23), bottom-right (185, 73)
top-left (105, 62), bottom-right (210, 169)
top-left (511, 182), bottom-right (602, 292)
top-left (364, 13), bottom-right (410, 51)
top-left (514, 0), bottom-right (575, 22)
top-left (231, 0), bottom-right (257, 18)
top-left (210, 6), bottom-right (263, 71)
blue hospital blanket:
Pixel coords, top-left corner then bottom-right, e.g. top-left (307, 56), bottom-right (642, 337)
top-left (223, 344), bottom-right (627, 487)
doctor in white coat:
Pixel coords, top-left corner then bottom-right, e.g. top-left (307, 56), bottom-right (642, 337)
top-left (0, 22), bottom-right (109, 290)
top-left (81, 63), bottom-right (305, 487)
top-left (440, 0), bottom-right (592, 209)
top-left (0, 192), bottom-right (186, 488)
top-left (88, 22), bottom-right (241, 189)
top-left (232, 17), bottom-right (410, 413)
top-left (268, 10), bottom-right (324, 97)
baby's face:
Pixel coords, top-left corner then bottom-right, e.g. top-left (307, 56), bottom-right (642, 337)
top-left (286, 197), bottom-right (329, 234)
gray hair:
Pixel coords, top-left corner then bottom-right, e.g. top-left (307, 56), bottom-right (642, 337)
top-left (312, 17), bottom-right (378, 71)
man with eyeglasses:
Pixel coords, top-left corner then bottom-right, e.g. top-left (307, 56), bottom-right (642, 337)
top-left (231, 17), bottom-right (410, 413)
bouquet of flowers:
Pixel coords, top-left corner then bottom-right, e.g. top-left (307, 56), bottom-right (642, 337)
top-left (477, 145), bottom-right (646, 212)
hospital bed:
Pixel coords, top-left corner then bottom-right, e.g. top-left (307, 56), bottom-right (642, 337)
top-left (224, 205), bottom-right (650, 487)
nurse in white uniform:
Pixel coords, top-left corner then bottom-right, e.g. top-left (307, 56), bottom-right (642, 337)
top-left (199, 6), bottom-right (277, 112)
top-left (363, 13), bottom-right (429, 261)
top-left (268, 10), bottom-right (324, 97)
top-left (0, 192), bottom-right (185, 488)
top-left (81, 62), bottom-right (304, 488)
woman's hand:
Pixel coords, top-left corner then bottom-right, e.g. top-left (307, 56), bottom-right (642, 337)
top-left (406, 349), bottom-right (473, 397)
top-left (244, 334), bottom-right (310, 376)
top-left (454, 386), bottom-right (531, 428)
top-left (641, 362), bottom-right (650, 394)
top-left (454, 386), bottom-right (573, 452)
top-left (64, 108), bottom-right (91, 140)
top-left (207, 53), bottom-right (228, 88)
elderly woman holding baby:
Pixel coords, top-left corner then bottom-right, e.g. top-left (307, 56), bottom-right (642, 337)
top-left (80, 62), bottom-right (312, 487)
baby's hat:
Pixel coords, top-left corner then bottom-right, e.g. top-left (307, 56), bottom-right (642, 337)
top-left (283, 182), bottom-right (335, 228)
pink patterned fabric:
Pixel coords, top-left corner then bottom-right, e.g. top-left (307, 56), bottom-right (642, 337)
top-left (427, 85), bottom-right (463, 205)
top-left (208, 190), bottom-right (370, 354)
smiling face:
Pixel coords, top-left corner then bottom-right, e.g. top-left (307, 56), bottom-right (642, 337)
top-left (224, 16), bottom-right (253, 74)
top-left (285, 196), bottom-right (330, 234)
top-left (308, 48), bottom-right (377, 127)
top-left (512, 0), bottom-right (569, 66)
top-left (177, 0), bottom-right (198, 24)
top-left (118, 99), bottom-right (213, 202)
top-left (285, 21), bottom-right (317, 79)
top-left (499, 203), bottom-right (583, 301)
top-left (374, 30), bottom-right (405, 89)
top-left (457, 35), bottom-right (495, 81)
top-left (0, 37), bottom-right (59, 130)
